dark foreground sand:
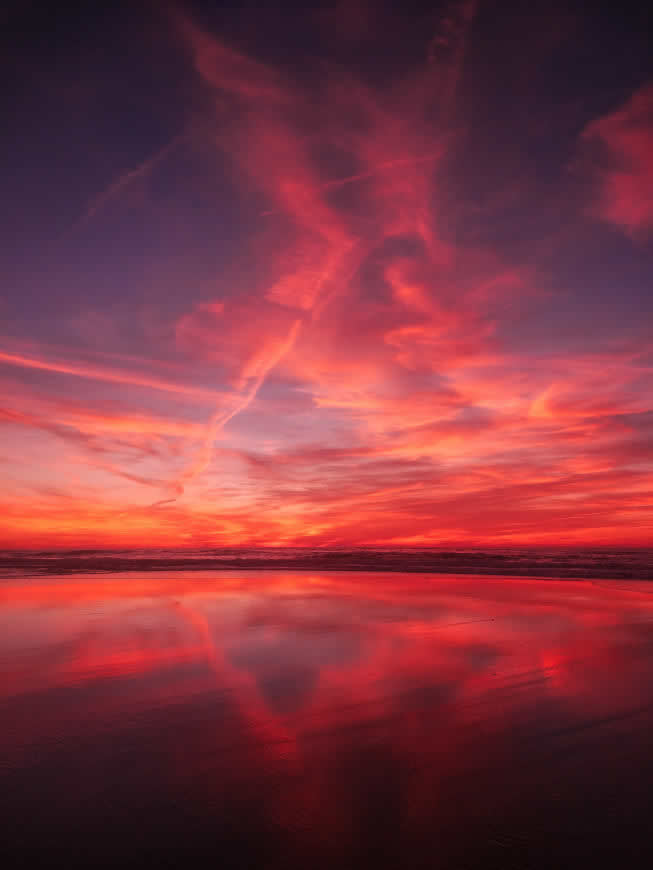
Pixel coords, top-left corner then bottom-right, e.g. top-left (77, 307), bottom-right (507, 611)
top-left (2, 570), bottom-right (653, 867)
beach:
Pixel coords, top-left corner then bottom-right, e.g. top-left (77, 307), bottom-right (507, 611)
top-left (2, 568), bottom-right (653, 866)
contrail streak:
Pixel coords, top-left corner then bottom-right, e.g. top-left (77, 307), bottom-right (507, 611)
top-left (165, 319), bottom-right (302, 500)
top-left (73, 134), bottom-right (185, 229)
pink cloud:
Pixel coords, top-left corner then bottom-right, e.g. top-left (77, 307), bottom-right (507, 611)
top-left (2, 5), bottom-right (652, 548)
top-left (581, 83), bottom-right (653, 234)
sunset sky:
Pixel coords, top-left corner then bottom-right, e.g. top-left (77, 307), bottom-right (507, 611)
top-left (1, 0), bottom-right (652, 548)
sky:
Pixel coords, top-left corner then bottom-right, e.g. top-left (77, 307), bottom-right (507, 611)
top-left (1, 0), bottom-right (652, 549)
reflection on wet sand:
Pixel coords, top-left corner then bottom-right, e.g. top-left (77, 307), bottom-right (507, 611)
top-left (2, 571), bottom-right (653, 866)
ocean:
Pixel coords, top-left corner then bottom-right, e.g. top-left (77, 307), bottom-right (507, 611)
top-left (2, 545), bottom-right (653, 579)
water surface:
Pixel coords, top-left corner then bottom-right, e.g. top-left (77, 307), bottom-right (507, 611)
top-left (2, 570), bottom-right (653, 866)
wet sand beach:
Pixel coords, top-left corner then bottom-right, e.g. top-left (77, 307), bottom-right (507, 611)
top-left (2, 568), bottom-right (653, 866)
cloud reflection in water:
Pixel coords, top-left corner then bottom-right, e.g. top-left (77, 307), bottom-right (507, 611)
top-left (2, 571), bottom-right (653, 866)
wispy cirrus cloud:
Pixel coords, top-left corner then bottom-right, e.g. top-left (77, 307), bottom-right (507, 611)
top-left (1, 2), bottom-right (652, 548)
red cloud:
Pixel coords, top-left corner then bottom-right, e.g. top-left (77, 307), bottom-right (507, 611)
top-left (2, 6), bottom-right (652, 548)
top-left (581, 83), bottom-right (653, 234)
